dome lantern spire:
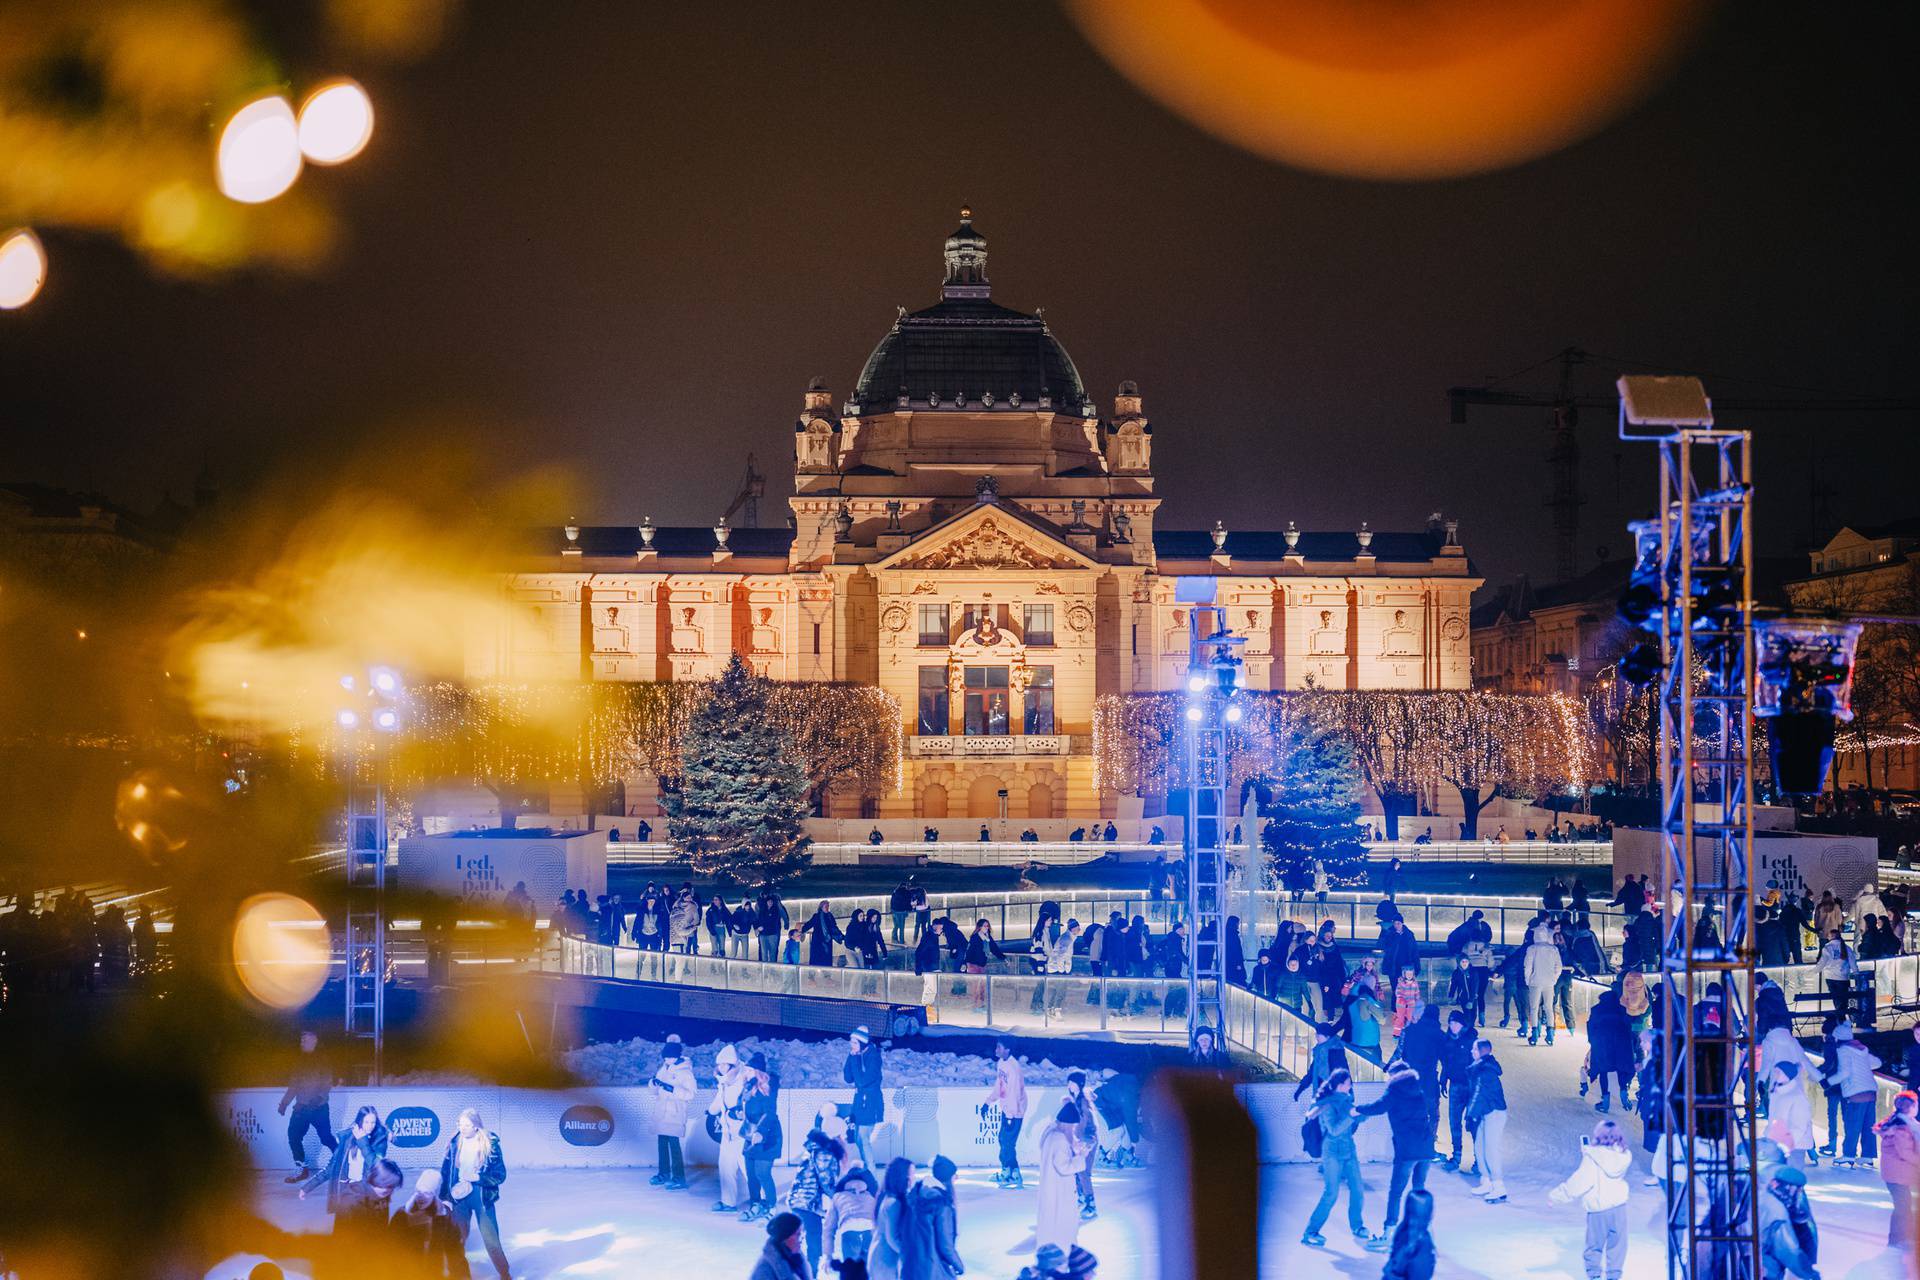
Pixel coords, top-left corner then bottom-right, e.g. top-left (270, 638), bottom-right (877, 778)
top-left (941, 206), bottom-right (990, 300)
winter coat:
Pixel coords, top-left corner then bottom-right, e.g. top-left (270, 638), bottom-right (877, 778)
top-left (279, 1054), bottom-right (333, 1111)
top-left (1759, 1184), bottom-right (1820, 1280)
top-left (1766, 1075), bottom-right (1814, 1154)
top-left (913, 929), bottom-right (943, 975)
top-left (1586, 992), bottom-right (1635, 1078)
top-left (1035, 1122), bottom-right (1083, 1251)
top-left (1832, 1040), bottom-right (1882, 1098)
top-left (805, 910), bottom-right (845, 965)
top-left (1346, 991), bottom-right (1387, 1052)
top-left (1878, 1114), bottom-right (1920, 1187)
top-left (302, 1123), bottom-right (391, 1212)
top-left (900, 1180), bottom-right (964, 1280)
top-left (1568, 927), bottom-right (1608, 975)
top-left (868, 1194), bottom-right (907, 1280)
top-left (1523, 930), bottom-right (1564, 992)
top-left (787, 1146), bottom-right (839, 1212)
top-left (1381, 1226), bottom-right (1436, 1280)
top-left (1817, 938), bottom-right (1858, 983)
top-left (437, 1129), bottom-right (507, 1207)
top-left (755, 899), bottom-right (789, 937)
top-left (1397, 1006), bottom-right (1445, 1084)
top-left (1357, 1068), bottom-right (1435, 1161)
top-left (988, 1055), bottom-right (1028, 1119)
top-left (1294, 1038), bottom-right (1350, 1100)
top-left (824, 1183), bottom-right (879, 1261)
top-left (964, 932), bottom-right (1006, 968)
top-left (1548, 1143), bottom-right (1632, 1213)
top-left (708, 1049), bottom-right (748, 1143)
top-left (1464, 1056), bottom-right (1507, 1128)
top-left (1379, 927), bottom-right (1418, 981)
top-left (650, 1055), bottom-right (698, 1137)
top-left (750, 1240), bottom-right (812, 1280)
top-left (1759, 1027), bottom-right (1812, 1081)
top-left (1440, 1027), bottom-right (1476, 1089)
top-left (744, 1083), bottom-right (783, 1160)
top-left (1314, 1088), bottom-right (1362, 1161)
top-left (703, 899), bottom-right (731, 936)
top-left (668, 896), bottom-right (699, 946)
top-left (1044, 930), bottom-right (1076, 975)
top-left (843, 1044), bottom-right (885, 1125)
top-left (331, 1182), bottom-right (397, 1238)
top-left (1814, 899), bottom-right (1844, 939)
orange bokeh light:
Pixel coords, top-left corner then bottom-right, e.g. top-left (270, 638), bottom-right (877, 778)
top-left (1066, 0), bottom-right (1709, 181)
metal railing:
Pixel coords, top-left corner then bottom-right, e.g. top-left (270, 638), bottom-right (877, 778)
top-left (605, 840), bottom-right (1155, 868)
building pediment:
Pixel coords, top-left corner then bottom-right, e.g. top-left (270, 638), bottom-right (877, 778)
top-left (877, 504), bottom-right (1099, 572)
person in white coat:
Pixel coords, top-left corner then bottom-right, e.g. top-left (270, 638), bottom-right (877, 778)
top-left (1523, 925), bottom-right (1565, 1046)
top-left (1035, 1100), bottom-right (1088, 1253)
top-left (1852, 883), bottom-right (1890, 935)
top-left (707, 1043), bottom-right (749, 1212)
top-left (1548, 1119), bottom-right (1633, 1280)
top-left (649, 1034), bottom-right (698, 1190)
top-left (1765, 1062), bottom-right (1816, 1169)
top-left (984, 1038), bottom-right (1029, 1188)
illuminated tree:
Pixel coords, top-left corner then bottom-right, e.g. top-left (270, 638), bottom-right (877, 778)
top-left (1260, 724), bottom-right (1370, 891)
top-left (664, 656), bottom-right (812, 886)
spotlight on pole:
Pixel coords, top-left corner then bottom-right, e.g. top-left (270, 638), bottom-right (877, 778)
top-left (1754, 616), bottom-right (1862, 796)
top-left (372, 707), bottom-right (400, 733)
top-left (336, 708), bottom-right (360, 729)
top-left (1187, 674), bottom-right (1207, 694)
top-left (369, 666), bottom-right (401, 695)
top-left (1185, 704), bottom-right (1203, 723)
top-left (1224, 703), bottom-right (1243, 724)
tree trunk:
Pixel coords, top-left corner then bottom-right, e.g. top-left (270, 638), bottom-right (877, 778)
top-left (1453, 785), bottom-right (1500, 839)
top-left (1379, 789), bottom-right (1417, 840)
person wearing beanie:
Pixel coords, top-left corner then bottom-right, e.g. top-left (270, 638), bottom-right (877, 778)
top-left (1037, 1099), bottom-right (1090, 1252)
top-left (784, 1128), bottom-right (843, 1271)
top-left (1766, 1062), bottom-right (1815, 1170)
top-left (1759, 1166), bottom-right (1819, 1280)
top-left (903, 1160), bottom-right (964, 1280)
top-left (741, 1055), bottom-right (785, 1221)
top-left (1066, 1073), bottom-right (1099, 1221)
top-left (649, 1035), bottom-right (697, 1190)
top-left (708, 1044), bottom-right (749, 1214)
top-left (844, 1026), bottom-right (884, 1166)
top-left (751, 1211), bottom-right (810, 1280)
top-left (984, 1038), bottom-right (1029, 1189)
top-left (1028, 1244), bottom-right (1068, 1279)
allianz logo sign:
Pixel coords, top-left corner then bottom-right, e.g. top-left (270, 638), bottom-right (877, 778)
top-left (560, 1104), bottom-right (615, 1146)
top-left (388, 1106), bottom-right (442, 1147)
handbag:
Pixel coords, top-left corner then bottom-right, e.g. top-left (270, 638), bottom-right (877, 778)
top-left (705, 1111), bottom-right (723, 1143)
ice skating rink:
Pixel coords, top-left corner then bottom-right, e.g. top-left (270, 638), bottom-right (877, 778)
top-left (214, 1033), bottom-right (1913, 1278)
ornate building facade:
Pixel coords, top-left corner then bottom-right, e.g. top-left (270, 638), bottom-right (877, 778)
top-left (474, 214), bottom-right (1482, 820)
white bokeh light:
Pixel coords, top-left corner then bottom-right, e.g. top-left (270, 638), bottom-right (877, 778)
top-left (217, 95), bottom-right (303, 203)
top-left (0, 228), bottom-right (48, 310)
top-left (298, 80), bottom-right (375, 165)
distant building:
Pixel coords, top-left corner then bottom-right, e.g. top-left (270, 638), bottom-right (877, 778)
top-left (476, 213), bottom-right (1482, 821)
top-left (1469, 560), bottom-right (1631, 697)
top-left (1785, 518), bottom-right (1920, 793)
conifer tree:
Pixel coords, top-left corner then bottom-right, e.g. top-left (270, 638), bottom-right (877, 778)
top-left (665, 655), bottom-right (813, 885)
top-left (1259, 726), bottom-right (1370, 892)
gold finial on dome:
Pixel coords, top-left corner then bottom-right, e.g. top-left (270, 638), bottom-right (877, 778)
top-left (960, 205), bottom-right (972, 221)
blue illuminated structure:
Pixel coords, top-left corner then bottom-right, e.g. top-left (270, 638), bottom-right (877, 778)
top-left (341, 667), bottom-right (405, 1082)
top-left (1176, 577), bottom-right (1245, 1041)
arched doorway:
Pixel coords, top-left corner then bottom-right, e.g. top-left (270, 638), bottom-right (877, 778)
top-left (922, 783), bottom-right (949, 819)
top-left (967, 774), bottom-right (1005, 818)
top-left (1027, 782), bottom-right (1055, 819)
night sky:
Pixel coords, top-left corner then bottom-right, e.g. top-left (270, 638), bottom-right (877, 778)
top-left (4, 3), bottom-right (1916, 590)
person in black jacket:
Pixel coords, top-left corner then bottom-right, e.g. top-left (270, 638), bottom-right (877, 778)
top-left (755, 892), bottom-right (789, 963)
top-left (277, 1030), bottom-right (336, 1181)
top-left (1379, 918), bottom-right (1418, 986)
top-left (1396, 1004), bottom-right (1446, 1140)
top-left (1356, 1061), bottom-right (1434, 1244)
top-left (844, 1026), bottom-right (884, 1164)
top-left (1585, 989), bottom-right (1637, 1113)
top-left (439, 1108), bottom-right (510, 1279)
top-left (1438, 1011), bottom-right (1477, 1170)
top-left (803, 901), bottom-right (845, 967)
top-left (914, 923), bottom-right (944, 976)
top-left (1463, 1041), bottom-right (1509, 1202)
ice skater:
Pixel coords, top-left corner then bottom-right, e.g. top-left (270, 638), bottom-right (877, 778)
top-left (649, 1034), bottom-right (697, 1190)
top-left (708, 1044), bottom-right (750, 1213)
top-left (298, 1104), bottom-right (389, 1218)
top-left (984, 1037), bottom-right (1029, 1188)
top-left (843, 1026), bottom-right (884, 1165)
top-left (1548, 1120), bottom-right (1632, 1280)
top-left (1300, 1068), bottom-right (1382, 1249)
top-left (1464, 1039), bottom-right (1508, 1204)
top-left (439, 1108), bottom-right (511, 1279)
top-left (276, 1030), bottom-right (336, 1182)
top-left (1036, 1099), bottom-right (1089, 1253)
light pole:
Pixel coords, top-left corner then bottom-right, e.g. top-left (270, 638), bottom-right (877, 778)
top-left (339, 666), bottom-right (403, 1083)
top-left (1180, 585), bottom-right (1245, 1043)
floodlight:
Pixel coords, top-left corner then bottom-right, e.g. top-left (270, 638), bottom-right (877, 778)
top-left (336, 709), bottom-right (360, 729)
top-left (1185, 705), bottom-right (1203, 723)
top-left (373, 707), bottom-right (401, 732)
top-left (369, 667), bottom-right (401, 695)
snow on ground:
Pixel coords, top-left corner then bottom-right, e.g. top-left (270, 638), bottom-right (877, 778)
top-left (387, 1034), bottom-right (1109, 1089)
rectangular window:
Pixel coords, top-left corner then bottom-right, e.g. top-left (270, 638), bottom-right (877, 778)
top-left (963, 665), bottom-right (1011, 735)
top-left (917, 667), bottom-right (949, 735)
top-left (1131, 623), bottom-right (1138, 655)
top-left (918, 604), bottom-right (949, 647)
top-left (1023, 665), bottom-right (1055, 734)
top-left (1023, 603), bottom-right (1055, 646)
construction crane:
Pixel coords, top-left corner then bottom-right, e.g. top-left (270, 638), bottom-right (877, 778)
top-left (1449, 347), bottom-right (1920, 582)
top-left (721, 453), bottom-right (765, 528)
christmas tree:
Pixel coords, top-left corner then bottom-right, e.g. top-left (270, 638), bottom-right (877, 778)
top-left (1259, 725), bottom-right (1370, 892)
top-left (665, 655), bottom-right (814, 886)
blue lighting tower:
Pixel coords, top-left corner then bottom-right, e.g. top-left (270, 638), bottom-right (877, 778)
top-left (1178, 580), bottom-right (1245, 1042)
top-left (340, 667), bottom-right (404, 1083)
top-left (1617, 377), bottom-right (1758, 1280)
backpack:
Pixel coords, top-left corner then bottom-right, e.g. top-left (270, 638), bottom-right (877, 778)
top-left (1301, 1113), bottom-right (1325, 1159)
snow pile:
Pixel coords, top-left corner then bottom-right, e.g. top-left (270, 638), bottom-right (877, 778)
top-left (562, 1034), bottom-right (1110, 1088)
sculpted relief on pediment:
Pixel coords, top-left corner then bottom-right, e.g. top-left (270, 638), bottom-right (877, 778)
top-left (895, 516), bottom-right (1075, 571)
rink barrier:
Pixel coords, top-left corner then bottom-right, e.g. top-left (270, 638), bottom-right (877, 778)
top-left (223, 1079), bottom-right (1392, 1173)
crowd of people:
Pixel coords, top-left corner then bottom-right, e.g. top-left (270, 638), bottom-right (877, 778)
top-left (278, 1025), bottom-right (1121, 1279)
top-left (0, 887), bottom-right (160, 1002)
